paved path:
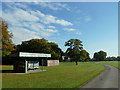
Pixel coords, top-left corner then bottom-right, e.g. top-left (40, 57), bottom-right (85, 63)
top-left (82, 64), bottom-right (118, 88)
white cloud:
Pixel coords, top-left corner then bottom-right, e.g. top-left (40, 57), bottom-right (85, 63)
top-left (64, 28), bottom-right (75, 32)
top-left (23, 22), bottom-right (45, 31)
top-left (2, 7), bottom-right (39, 26)
top-left (31, 10), bottom-right (73, 26)
top-left (84, 16), bottom-right (92, 22)
top-left (10, 27), bottom-right (55, 44)
top-left (14, 8), bottom-right (40, 22)
top-left (56, 19), bottom-right (73, 26)
top-left (10, 27), bottom-right (41, 44)
top-left (2, 12), bottom-right (20, 26)
top-left (38, 2), bottom-right (60, 10)
top-left (2, 2), bottom-right (74, 44)
top-left (3, 3), bottom-right (73, 26)
top-left (46, 29), bottom-right (58, 32)
top-left (54, 3), bottom-right (70, 11)
top-left (34, 2), bottom-right (70, 11)
top-left (15, 3), bottom-right (28, 9)
top-left (48, 26), bottom-right (56, 29)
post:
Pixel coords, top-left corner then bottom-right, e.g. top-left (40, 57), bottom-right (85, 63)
top-left (33, 61), bottom-right (34, 71)
top-left (25, 60), bottom-right (28, 73)
top-left (42, 59), bottom-right (43, 71)
top-left (38, 61), bottom-right (39, 70)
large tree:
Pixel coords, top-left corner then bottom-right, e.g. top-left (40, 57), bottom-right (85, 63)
top-left (93, 51), bottom-right (107, 61)
top-left (65, 39), bottom-right (83, 61)
top-left (65, 39), bottom-right (90, 62)
top-left (1, 18), bottom-right (14, 56)
top-left (48, 42), bottom-right (63, 60)
top-left (17, 38), bottom-right (50, 53)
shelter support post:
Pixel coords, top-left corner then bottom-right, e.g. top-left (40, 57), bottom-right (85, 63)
top-left (42, 59), bottom-right (43, 71)
top-left (25, 60), bottom-right (28, 73)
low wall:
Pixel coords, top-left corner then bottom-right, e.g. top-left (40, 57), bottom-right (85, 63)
top-left (47, 60), bottom-right (59, 66)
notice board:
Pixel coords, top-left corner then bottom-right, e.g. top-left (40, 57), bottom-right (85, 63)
top-left (47, 60), bottom-right (59, 66)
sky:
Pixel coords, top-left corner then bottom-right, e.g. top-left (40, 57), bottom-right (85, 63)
top-left (1, 2), bottom-right (118, 58)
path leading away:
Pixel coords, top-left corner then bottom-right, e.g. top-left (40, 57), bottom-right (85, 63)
top-left (82, 64), bottom-right (118, 88)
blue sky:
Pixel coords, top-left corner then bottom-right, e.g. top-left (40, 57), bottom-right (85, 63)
top-left (1, 2), bottom-right (118, 58)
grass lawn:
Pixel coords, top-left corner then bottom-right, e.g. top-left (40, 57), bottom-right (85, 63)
top-left (98, 61), bottom-right (119, 69)
top-left (2, 62), bottom-right (105, 88)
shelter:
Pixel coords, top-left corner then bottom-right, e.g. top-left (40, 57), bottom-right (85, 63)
top-left (9, 52), bottom-right (51, 73)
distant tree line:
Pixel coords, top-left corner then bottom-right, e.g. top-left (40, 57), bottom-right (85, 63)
top-left (106, 56), bottom-right (120, 61)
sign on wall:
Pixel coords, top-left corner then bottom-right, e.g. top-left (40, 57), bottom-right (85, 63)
top-left (47, 60), bottom-right (59, 66)
top-left (28, 61), bottom-right (39, 70)
top-left (19, 52), bottom-right (51, 57)
top-left (34, 61), bottom-right (39, 69)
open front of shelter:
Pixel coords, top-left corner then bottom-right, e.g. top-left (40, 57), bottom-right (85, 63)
top-left (9, 52), bottom-right (59, 73)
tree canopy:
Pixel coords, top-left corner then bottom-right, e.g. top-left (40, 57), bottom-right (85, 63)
top-left (65, 39), bottom-right (90, 61)
top-left (93, 51), bottom-right (107, 61)
top-left (80, 50), bottom-right (90, 61)
top-left (65, 39), bottom-right (83, 61)
top-left (1, 18), bottom-right (14, 56)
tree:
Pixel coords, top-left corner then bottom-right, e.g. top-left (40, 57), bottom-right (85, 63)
top-left (1, 18), bottom-right (14, 56)
top-left (93, 51), bottom-right (107, 61)
top-left (48, 42), bottom-right (63, 59)
top-left (18, 38), bottom-right (50, 53)
top-left (80, 50), bottom-right (90, 61)
top-left (93, 52), bottom-right (99, 60)
top-left (65, 39), bottom-right (83, 62)
top-left (106, 56), bottom-right (118, 61)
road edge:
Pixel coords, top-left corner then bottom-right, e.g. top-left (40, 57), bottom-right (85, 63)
top-left (78, 63), bottom-right (106, 88)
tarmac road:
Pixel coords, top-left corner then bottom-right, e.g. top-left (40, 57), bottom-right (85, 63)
top-left (82, 64), bottom-right (118, 88)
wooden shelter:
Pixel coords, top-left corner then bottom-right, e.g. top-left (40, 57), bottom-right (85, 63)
top-left (9, 52), bottom-right (51, 73)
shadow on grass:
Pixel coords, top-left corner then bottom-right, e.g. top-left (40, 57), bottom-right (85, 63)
top-left (0, 70), bottom-right (16, 73)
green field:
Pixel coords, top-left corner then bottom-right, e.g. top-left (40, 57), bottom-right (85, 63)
top-left (2, 62), bottom-right (105, 88)
top-left (98, 61), bottom-right (119, 69)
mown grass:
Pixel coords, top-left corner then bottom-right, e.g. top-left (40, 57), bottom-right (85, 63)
top-left (98, 61), bottom-right (119, 69)
top-left (2, 62), bottom-right (105, 88)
